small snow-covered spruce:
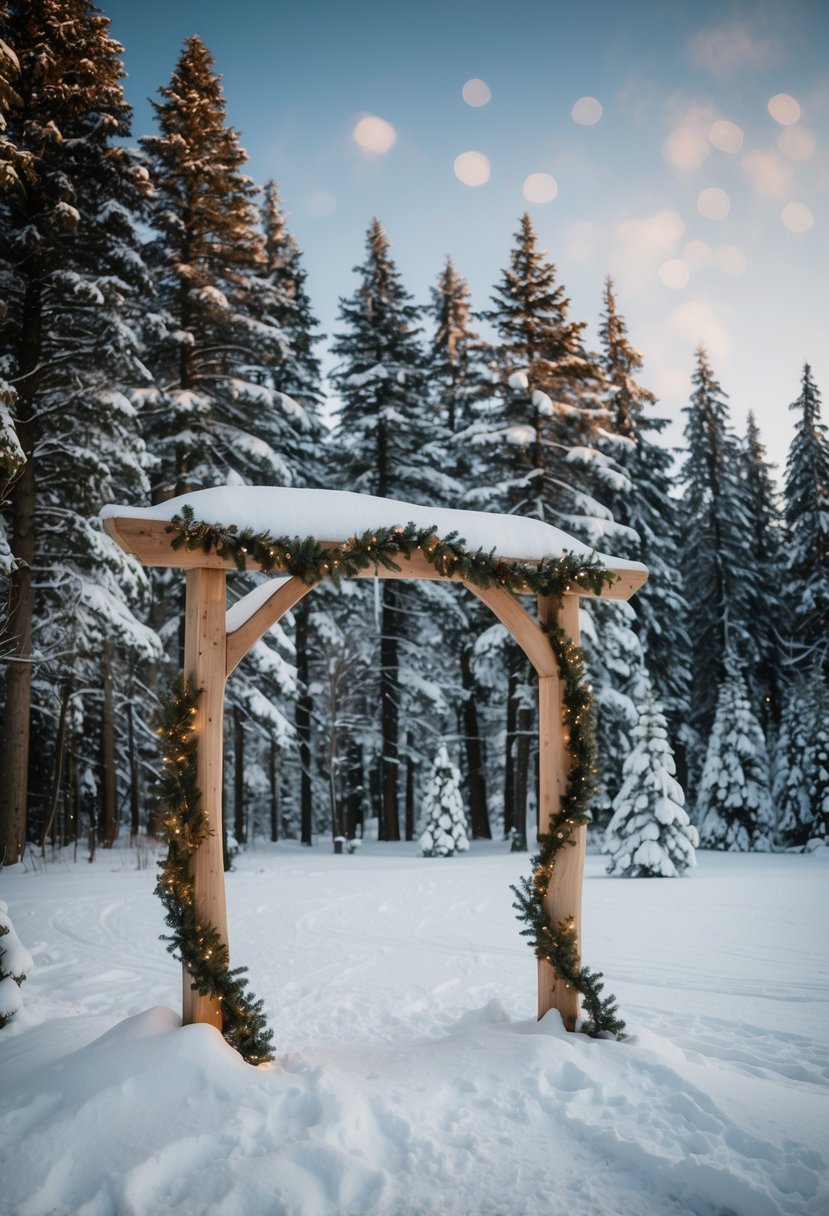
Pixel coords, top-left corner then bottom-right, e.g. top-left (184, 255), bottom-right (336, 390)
top-left (419, 746), bottom-right (469, 857)
top-left (697, 652), bottom-right (774, 851)
top-left (0, 900), bottom-right (33, 1029)
top-left (775, 668), bottom-right (829, 849)
top-left (603, 692), bottom-right (698, 877)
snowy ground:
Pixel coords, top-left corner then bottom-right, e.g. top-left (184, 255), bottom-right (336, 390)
top-left (1, 842), bottom-right (827, 1216)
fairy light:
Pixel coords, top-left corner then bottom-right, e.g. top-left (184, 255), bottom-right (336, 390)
top-left (165, 507), bottom-right (623, 1045)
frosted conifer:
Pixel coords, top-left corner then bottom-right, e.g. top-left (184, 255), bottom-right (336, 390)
top-left (419, 746), bottom-right (470, 857)
top-left (680, 349), bottom-right (757, 779)
top-left (0, 900), bottom-right (33, 1028)
top-left (603, 691), bottom-right (697, 877)
top-left (697, 653), bottom-right (774, 851)
top-left (783, 364), bottom-right (829, 673)
top-left (775, 670), bottom-right (829, 849)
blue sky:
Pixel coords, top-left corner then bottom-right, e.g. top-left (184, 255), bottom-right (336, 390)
top-left (105, 0), bottom-right (828, 470)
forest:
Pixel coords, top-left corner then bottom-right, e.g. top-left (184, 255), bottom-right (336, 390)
top-left (1, 4), bottom-right (828, 872)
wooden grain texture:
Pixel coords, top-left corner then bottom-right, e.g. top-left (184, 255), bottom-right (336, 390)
top-left (465, 583), bottom-right (557, 678)
top-left (226, 576), bottom-right (316, 676)
top-left (182, 567), bottom-right (229, 1030)
top-left (103, 516), bottom-right (647, 600)
top-left (536, 594), bottom-right (584, 1030)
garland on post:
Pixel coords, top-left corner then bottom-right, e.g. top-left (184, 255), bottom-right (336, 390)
top-left (157, 504), bottom-right (626, 1059)
top-left (155, 679), bottom-right (274, 1064)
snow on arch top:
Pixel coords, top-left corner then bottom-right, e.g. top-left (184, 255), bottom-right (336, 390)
top-left (101, 485), bottom-right (647, 600)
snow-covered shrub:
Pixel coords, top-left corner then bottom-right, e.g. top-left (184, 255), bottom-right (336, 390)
top-left (697, 653), bottom-right (774, 851)
top-left (419, 746), bottom-right (469, 858)
top-left (603, 691), bottom-right (697, 877)
top-left (0, 900), bottom-right (33, 1028)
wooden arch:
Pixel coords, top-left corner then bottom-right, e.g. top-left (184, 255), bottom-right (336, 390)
top-left (103, 509), bottom-right (647, 1035)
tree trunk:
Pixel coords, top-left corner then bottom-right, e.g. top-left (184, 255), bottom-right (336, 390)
top-left (345, 738), bottom-right (364, 840)
top-left (269, 740), bottom-right (280, 842)
top-left (100, 648), bottom-right (117, 848)
top-left (40, 678), bottom-right (72, 856)
top-left (295, 598), bottom-right (313, 846)
top-left (233, 704), bottom-right (246, 845)
top-left (503, 646), bottom-right (519, 839)
top-left (461, 645), bottom-right (490, 838)
top-left (0, 417), bottom-right (35, 865)
top-left (405, 728), bottom-right (415, 842)
top-left (380, 581), bottom-right (400, 841)
top-left (513, 702), bottom-right (532, 849)
top-left (127, 698), bottom-right (141, 842)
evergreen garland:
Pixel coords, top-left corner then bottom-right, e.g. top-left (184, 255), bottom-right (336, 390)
top-left (155, 678), bottom-right (274, 1065)
top-left (159, 504), bottom-right (625, 1054)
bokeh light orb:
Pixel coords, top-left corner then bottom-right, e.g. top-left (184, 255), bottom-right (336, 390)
top-left (659, 259), bottom-right (690, 290)
top-left (462, 79), bottom-right (491, 107)
top-left (571, 97), bottom-right (603, 126)
top-left (781, 201), bottom-right (814, 233)
top-left (352, 115), bottom-right (397, 155)
top-left (709, 120), bottom-right (743, 153)
top-left (684, 240), bottom-right (714, 269)
top-left (662, 127), bottom-right (710, 171)
top-left (697, 187), bottom-right (731, 221)
top-left (454, 151), bottom-right (490, 187)
top-left (523, 173), bottom-right (558, 204)
top-left (768, 93), bottom-right (800, 125)
top-left (777, 126), bottom-right (816, 161)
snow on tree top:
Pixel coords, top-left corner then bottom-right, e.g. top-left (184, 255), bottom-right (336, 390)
top-left (101, 485), bottom-right (647, 575)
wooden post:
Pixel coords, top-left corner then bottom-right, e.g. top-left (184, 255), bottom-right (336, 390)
top-left (182, 567), bottom-right (229, 1029)
top-left (536, 593), bottom-right (585, 1030)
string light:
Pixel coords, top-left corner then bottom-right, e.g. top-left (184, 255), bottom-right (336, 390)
top-left (163, 507), bottom-right (624, 1047)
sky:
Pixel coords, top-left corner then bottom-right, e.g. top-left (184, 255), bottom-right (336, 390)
top-left (103, 0), bottom-right (829, 473)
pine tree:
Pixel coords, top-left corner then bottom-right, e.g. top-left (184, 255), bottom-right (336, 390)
top-left (774, 669), bottom-right (829, 849)
top-left (477, 213), bottom-right (606, 527)
top-left (475, 215), bottom-right (611, 839)
top-left (697, 652), bottom-right (774, 851)
top-left (783, 364), bottom-right (829, 673)
top-left (256, 181), bottom-right (325, 848)
top-left (426, 257), bottom-right (492, 837)
top-left (603, 691), bottom-right (698, 877)
top-left (589, 278), bottom-right (690, 818)
top-left (680, 349), bottom-right (758, 777)
top-left (330, 219), bottom-right (452, 842)
top-left (139, 36), bottom-right (291, 497)
top-left (596, 279), bottom-right (690, 731)
top-left (739, 412), bottom-right (783, 726)
top-left (0, 0), bottom-right (159, 862)
top-left (419, 745), bottom-right (469, 857)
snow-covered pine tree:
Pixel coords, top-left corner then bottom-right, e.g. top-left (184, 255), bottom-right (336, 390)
top-left (774, 668), bottom-right (829, 849)
top-left (697, 650), bottom-right (774, 851)
top-left (470, 215), bottom-right (615, 839)
top-left (0, 899), bottom-right (33, 1028)
top-left (679, 349), bottom-right (758, 784)
top-left (426, 257), bottom-right (493, 837)
top-left (140, 42), bottom-right (309, 852)
top-left (330, 218), bottom-right (455, 842)
top-left (783, 363), bottom-right (829, 675)
top-left (596, 279), bottom-right (690, 744)
top-left (477, 213), bottom-right (607, 527)
top-left (419, 745), bottom-right (470, 857)
top-left (739, 412), bottom-right (783, 727)
top-left (139, 36), bottom-right (292, 497)
top-left (256, 180), bottom-right (325, 846)
top-left (0, 0), bottom-right (160, 862)
top-left (603, 690), bottom-right (697, 877)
